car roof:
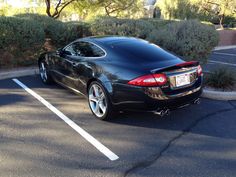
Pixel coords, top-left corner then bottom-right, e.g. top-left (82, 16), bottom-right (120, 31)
top-left (78, 36), bottom-right (144, 46)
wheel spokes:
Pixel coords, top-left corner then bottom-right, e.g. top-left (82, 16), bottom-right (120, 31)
top-left (92, 85), bottom-right (100, 97)
top-left (89, 84), bottom-right (107, 118)
top-left (89, 95), bottom-right (97, 103)
top-left (99, 102), bottom-right (106, 114)
top-left (40, 62), bottom-right (47, 81)
top-left (94, 102), bottom-right (100, 115)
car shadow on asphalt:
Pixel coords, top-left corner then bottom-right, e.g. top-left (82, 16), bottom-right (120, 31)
top-left (109, 98), bottom-right (236, 140)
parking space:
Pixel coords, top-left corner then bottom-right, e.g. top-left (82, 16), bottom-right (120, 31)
top-left (203, 48), bottom-right (236, 72)
top-left (1, 75), bottom-right (236, 177)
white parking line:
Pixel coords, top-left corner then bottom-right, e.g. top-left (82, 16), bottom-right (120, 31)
top-left (213, 52), bottom-right (236, 57)
top-left (12, 78), bottom-right (119, 161)
top-left (208, 60), bottom-right (236, 67)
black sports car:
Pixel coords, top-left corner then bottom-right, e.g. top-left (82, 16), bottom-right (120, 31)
top-left (38, 36), bottom-right (202, 120)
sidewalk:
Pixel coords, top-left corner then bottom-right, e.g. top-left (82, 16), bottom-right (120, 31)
top-left (0, 66), bottom-right (38, 80)
top-left (214, 45), bottom-right (236, 51)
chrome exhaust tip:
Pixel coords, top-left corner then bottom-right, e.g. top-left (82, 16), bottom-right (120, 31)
top-left (165, 109), bottom-right (170, 116)
top-left (155, 108), bottom-right (170, 117)
top-left (194, 98), bottom-right (201, 105)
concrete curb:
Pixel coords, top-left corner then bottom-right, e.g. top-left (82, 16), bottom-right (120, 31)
top-left (214, 45), bottom-right (236, 51)
top-left (202, 89), bottom-right (236, 101)
top-left (0, 67), bottom-right (39, 80)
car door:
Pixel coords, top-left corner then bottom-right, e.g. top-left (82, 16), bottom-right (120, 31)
top-left (70, 41), bottom-right (107, 94)
top-left (51, 43), bottom-right (78, 88)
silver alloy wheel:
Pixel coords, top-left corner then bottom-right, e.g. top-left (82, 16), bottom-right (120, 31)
top-left (89, 84), bottom-right (107, 118)
top-left (40, 62), bottom-right (48, 82)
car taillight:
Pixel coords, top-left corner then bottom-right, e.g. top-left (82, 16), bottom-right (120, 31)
top-left (128, 73), bottom-right (167, 86)
top-left (197, 65), bottom-right (202, 76)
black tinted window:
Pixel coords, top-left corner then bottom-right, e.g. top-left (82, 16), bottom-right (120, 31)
top-left (112, 40), bottom-right (177, 62)
top-left (74, 42), bottom-right (105, 57)
top-left (63, 42), bottom-right (105, 57)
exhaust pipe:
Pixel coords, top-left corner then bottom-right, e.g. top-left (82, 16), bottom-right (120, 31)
top-left (165, 109), bottom-right (170, 116)
top-left (194, 98), bottom-right (201, 105)
top-left (155, 108), bottom-right (170, 117)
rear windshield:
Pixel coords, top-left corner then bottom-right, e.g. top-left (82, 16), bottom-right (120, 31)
top-left (111, 40), bottom-right (178, 62)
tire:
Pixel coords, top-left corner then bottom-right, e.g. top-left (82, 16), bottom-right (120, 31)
top-left (88, 81), bottom-right (116, 120)
top-left (39, 59), bottom-right (53, 84)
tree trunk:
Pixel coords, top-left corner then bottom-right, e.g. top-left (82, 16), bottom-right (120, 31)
top-left (45, 0), bottom-right (75, 19)
top-left (219, 14), bottom-right (225, 29)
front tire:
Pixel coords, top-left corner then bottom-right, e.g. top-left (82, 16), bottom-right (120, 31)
top-left (88, 81), bottom-right (115, 120)
top-left (39, 59), bottom-right (53, 84)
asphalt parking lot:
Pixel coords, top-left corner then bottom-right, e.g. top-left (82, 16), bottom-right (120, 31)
top-left (1, 75), bottom-right (236, 177)
top-left (203, 48), bottom-right (236, 72)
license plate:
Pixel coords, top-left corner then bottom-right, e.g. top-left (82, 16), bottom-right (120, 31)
top-left (175, 73), bottom-right (190, 87)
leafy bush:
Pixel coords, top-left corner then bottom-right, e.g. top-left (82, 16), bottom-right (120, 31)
top-left (0, 16), bottom-right (44, 50)
top-left (63, 21), bottom-right (92, 44)
top-left (141, 18), bottom-right (174, 29)
top-left (91, 16), bottom-right (154, 39)
top-left (228, 21), bottom-right (236, 28)
top-left (0, 15), bottom-right (219, 68)
top-left (0, 14), bottom-right (91, 68)
top-left (0, 16), bottom-right (45, 68)
top-left (92, 17), bottom-right (218, 64)
top-left (15, 14), bottom-right (91, 46)
top-left (206, 68), bottom-right (236, 90)
top-left (147, 20), bottom-right (219, 63)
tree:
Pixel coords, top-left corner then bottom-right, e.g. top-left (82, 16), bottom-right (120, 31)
top-left (157, 0), bottom-right (236, 27)
top-left (45, 0), bottom-right (76, 19)
top-left (70, 0), bottom-right (144, 20)
top-left (101, 0), bottom-right (136, 16)
top-left (200, 0), bottom-right (236, 28)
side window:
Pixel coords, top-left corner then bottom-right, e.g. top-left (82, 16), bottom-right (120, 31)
top-left (63, 44), bottom-right (77, 56)
top-left (74, 42), bottom-right (105, 57)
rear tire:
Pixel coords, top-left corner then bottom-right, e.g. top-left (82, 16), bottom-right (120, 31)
top-left (88, 81), bottom-right (116, 120)
top-left (39, 59), bottom-right (53, 84)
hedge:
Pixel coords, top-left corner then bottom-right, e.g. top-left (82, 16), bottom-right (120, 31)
top-left (0, 16), bottom-right (45, 67)
top-left (0, 14), bottom-right (91, 68)
top-left (15, 14), bottom-right (91, 46)
top-left (147, 20), bottom-right (219, 63)
top-left (0, 14), bottom-right (219, 68)
top-left (90, 16), bottom-right (156, 39)
top-left (92, 17), bottom-right (219, 63)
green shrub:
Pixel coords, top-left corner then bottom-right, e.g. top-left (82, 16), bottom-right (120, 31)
top-left (147, 20), bottom-right (219, 63)
top-left (0, 16), bottom-right (45, 68)
top-left (0, 15), bottom-right (219, 69)
top-left (228, 21), bottom-right (236, 28)
top-left (206, 68), bottom-right (236, 90)
top-left (15, 14), bottom-right (91, 46)
top-left (92, 17), bottom-right (218, 64)
top-left (141, 18), bottom-right (174, 29)
top-left (91, 16), bottom-right (154, 39)
top-left (0, 14), bottom-right (91, 68)
top-left (63, 21), bottom-right (92, 44)
top-left (0, 16), bottom-right (44, 50)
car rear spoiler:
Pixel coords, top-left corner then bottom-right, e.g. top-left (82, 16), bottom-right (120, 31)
top-left (151, 61), bottom-right (199, 74)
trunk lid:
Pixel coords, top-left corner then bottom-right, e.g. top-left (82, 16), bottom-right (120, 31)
top-left (150, 61), bottom-right (200, 94)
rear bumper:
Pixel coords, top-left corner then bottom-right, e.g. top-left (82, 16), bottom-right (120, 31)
top-left (111, 83), bottom-right (202, 111)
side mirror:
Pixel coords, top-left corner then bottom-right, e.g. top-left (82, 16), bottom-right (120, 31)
top-left (56, 49), bottom-right (62, 56)
top-left (63, 50), bottom-right (73, 56)
top-left (56, 49), bottom-right (72, 56)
